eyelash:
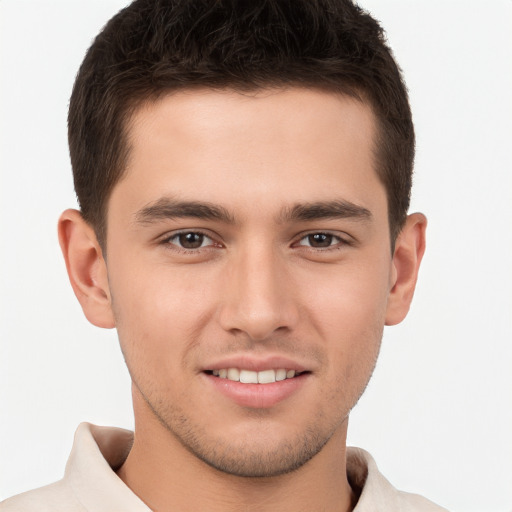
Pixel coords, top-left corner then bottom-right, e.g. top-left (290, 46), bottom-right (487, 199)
top-left (159, 230), bottom-right (351, 253)
top-left (294, 231), bottom-right (350, 251)
top-left (160, 230), bottom-right (220, 252)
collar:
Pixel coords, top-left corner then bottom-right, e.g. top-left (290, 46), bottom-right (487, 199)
top-left (65, 423), bottom-right (441, 512)
top-left (64, 423), bottom-right (150, 511)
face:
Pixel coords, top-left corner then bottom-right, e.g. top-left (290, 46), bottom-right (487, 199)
top-left (105, 88), bottom-right (395, 477)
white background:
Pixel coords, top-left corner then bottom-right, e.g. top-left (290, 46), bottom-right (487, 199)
top-left (0, 1), bottom-right (511, 510)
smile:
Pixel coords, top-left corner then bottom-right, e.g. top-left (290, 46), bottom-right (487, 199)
top-left (208, 368), bottom-right (301, 384)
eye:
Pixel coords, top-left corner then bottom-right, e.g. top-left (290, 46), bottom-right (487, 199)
top-left (296, 232), bottom-right (344, 249)
top-left (166, 231), bottom-right (215, 250)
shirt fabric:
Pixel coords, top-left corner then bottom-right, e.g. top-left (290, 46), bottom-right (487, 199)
top-left (0, 423), bottom-right (448, 511)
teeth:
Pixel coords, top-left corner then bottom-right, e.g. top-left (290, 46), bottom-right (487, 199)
top-left (275, 369), bottom-right (287, 381)
top-left (227, 368), bottom-right (240, 381)
top-left (239, 370), bottom-right (258, 384)
top-left (212, 368), bottom-right (300, 384)
top-left (258, 369), bottom-right (276, 384)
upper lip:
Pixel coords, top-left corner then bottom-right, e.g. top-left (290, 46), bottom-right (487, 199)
top-left (203, 355), bottom-right (310, 373)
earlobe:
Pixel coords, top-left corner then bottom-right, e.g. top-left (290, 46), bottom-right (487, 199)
top-left (385, 213), bottom-right (427, 326)
top-left (58, 209), bottom-right (115, 329)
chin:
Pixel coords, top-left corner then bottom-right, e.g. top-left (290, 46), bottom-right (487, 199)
top-left (190, 436), bottom-right (329, 478)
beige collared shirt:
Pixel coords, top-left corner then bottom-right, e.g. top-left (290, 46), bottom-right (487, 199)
top-left (0, 423), bottom-right (448, 511)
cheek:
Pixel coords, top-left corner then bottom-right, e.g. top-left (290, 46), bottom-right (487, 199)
top-left (302, 260), bottom-right (389, 389)
top-left (303, 257), bottom-right (391, 337)
top-left (108, 259), bottom-right (219, 376)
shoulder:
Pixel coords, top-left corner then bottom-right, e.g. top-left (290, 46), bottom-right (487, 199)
top-left (395, 490), bottom-right (449, 512)
top-left (347, 447), bottom-right (449, 512)
top-left (1, 423), bottom-right (148, 512)
top-left (0, 480), bottom-right (86, 512)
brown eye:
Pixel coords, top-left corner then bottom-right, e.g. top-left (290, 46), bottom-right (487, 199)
top-left (307, 233), bottom-right (333, 248)
top-left (178, 232), bottom-right (204, 249)
top-left (166, 232), bottom-right (212, 249)
top-left (296, 232), bottom-right (344, 249)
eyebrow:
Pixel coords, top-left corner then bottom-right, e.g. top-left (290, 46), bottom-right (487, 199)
top-left (134, 197), bottom-right (372, 226)
top-left (280, 200), bottom-right (372, 223)
top-left (134, 198), bottom-right (235, 225)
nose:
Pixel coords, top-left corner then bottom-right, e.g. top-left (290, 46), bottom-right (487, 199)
top-left (218, 246), bottom-right (299, 341)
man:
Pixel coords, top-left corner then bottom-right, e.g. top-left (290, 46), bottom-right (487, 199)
top-left (1, 0), bottom-right (447, 510)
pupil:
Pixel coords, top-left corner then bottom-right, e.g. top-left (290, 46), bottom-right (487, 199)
top-left (309, 233), bottom-right (332, 247)
top-left (179, 233), bottom-right (203, 249)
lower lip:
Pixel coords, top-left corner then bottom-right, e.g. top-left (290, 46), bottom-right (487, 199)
top-left (204, 373), bottom-right (309, 409)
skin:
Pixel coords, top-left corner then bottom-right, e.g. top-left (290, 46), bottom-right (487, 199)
top-left (59, 88), bottom-right (426, 512)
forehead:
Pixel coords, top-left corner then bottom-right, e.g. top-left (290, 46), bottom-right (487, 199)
top-left (128, 87), bottom-right (375, 158)
top-left (113, 87), bottom-right (384, 221)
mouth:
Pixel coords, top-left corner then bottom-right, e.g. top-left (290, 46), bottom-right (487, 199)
top-left (202, 357), bottom-right (312, 408)
top-left (204, 368), bottom-right (308, 384)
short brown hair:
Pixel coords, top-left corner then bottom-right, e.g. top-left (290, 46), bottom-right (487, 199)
top-left (69, 0), bottom-right (414, 247)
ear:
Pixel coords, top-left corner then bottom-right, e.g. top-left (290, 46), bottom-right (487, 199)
top-left (58, 209), bottom-right (115, 329)
top-left (385, 213), bottom-right (427, 326)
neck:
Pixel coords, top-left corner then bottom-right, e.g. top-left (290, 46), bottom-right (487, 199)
top-left (117, 389), bottom-right (356, 512)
